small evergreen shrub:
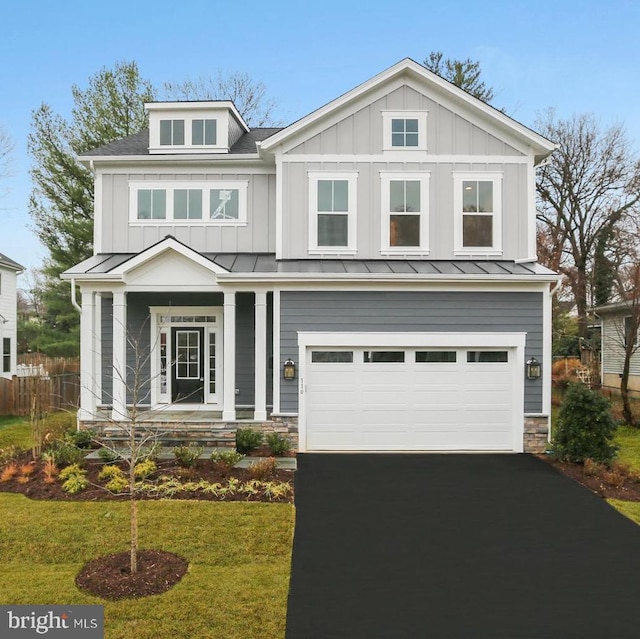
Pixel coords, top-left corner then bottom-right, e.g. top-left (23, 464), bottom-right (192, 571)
top-left (69, 429), bottom-right (95, 449)
top-left (47, 436), bottom-right (86, 467)
top-left (552, 383), bottom-right (618, 465)
top-left (266, 432), bottom-right (290, 456)
top-left (235, 428), bottom-right (263, 454)
top-left (58, 463), bottom-right (89, 494)
top-left (211, 450), bottom-right (244, 474)
top-left (97, 446), bottom-right (120, 464)
top-left (134, 459), bottom-right (157, 479)
top-left (173, 444), bottom-right (203, 468)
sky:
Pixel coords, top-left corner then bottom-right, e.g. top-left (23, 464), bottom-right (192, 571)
top-left (1, 0), bottom-right (639, 280)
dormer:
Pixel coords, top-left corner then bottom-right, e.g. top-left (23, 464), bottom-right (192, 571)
top-left (146, 101), bottom-right (250, 154)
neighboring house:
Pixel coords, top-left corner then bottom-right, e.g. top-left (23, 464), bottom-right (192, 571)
top-left (63, 58), bottom-right (558, 453)
top-left (593, 302), bottom-right (640, 393)
top-left (0, 253), bottom-right (24, 379)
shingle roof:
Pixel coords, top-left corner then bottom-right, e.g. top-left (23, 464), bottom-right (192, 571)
top-left (65, 252), bottom-right (556, 279)
top-left (80, 128), bottom-right (283, 157)
top-left (0, 253), bottom-right (24, 271)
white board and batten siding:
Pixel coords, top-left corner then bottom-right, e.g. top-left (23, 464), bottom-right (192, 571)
top-left (297, 332), bottom-right (526, 453)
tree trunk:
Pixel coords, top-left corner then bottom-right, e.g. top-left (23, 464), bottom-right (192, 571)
top-left (621, 344), bottom-right (636, 427)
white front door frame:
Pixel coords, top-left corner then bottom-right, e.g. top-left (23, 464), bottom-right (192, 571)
top-left (297, 331), bottom-right (526, 453)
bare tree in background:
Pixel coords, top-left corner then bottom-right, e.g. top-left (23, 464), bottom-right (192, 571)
top-left (163, 71), bottom-right (279, 127)
top-left (0, 125), bottom-right (14, 198)
top-left (536, 110), bottom-right (640, 340)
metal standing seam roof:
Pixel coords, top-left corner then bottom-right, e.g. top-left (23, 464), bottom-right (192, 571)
top-left (79, 128), bottom-right (284, 157)
top-left (65, 252), bottom-right (556, 278)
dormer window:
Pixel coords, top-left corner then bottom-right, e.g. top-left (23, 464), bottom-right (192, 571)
top-left (160, 120), bottom-right (185, 146)
top-left (192, 119), bottom-right (217, 146)
top-left (382, 111), bottom-right (428, 151)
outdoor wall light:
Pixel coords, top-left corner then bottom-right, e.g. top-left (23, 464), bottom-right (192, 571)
top-left (283, 359), bottom-right (296, 380)
top-left (526, 356), bottom-right (541, 380)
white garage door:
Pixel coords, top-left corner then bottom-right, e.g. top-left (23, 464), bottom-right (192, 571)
top-left (304, 347), bottom-right (518, 451)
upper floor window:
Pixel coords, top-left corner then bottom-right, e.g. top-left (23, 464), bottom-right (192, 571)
top-left (130, 181), bottom-right (248, 225)
top-left (192, 119), bottom-right (217, 146)
top-left (382, 111), bottom-right (428, 151)
top-left (308, 172), bottom-right (357, 253)
top-left (160, 119), bottom-right (185, 146)
top-left (453, 172), bottom-right (502, 254)
top-left (380, 172), bottom-right (430, 254)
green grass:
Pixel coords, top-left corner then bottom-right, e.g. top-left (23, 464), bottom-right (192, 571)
top-left (0, 415), bottom-right (31, 449)
top-left (608, 499), bottom-right (640, 525)
top-left (614, 426), bottom-right (640, 473)
top-left (0, 494), bottom-right (294, 638)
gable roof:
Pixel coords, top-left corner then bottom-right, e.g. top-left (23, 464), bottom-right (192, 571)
top-left (258, 57), bottom-right (556, 163)
top-left (0, 253), bottom-right (24, 272)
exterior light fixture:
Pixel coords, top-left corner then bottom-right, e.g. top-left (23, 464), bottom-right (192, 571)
top-left (283, 359), bottom-right (296, 380)
top-left (526, 356), bottom-right (541, 380)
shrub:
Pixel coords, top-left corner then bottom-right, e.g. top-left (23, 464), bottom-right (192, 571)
top-left (46, 435), bottom-right (86, 467)
top-left (247, 457), bottom-right (278, 481)
top-left (58, 463), bottom-right (89, 494)
top-left (235, 428), bottom-right (263, 454)
top-left (210, 450), bottom-right (244, 474)
top-left (0, 463), bottom-right (18, 482)
top-left (134, 459), bottom-right (157, 479)
top-left (173, 444), bottom-right (203, 468)
top-left (98, 465), bottom-right (125, 481)
top-left (69, 429), bottom-right (95, 449)
top-left (97, 446), bottom-right (120, 464)
top-left (552, 383), bottom-right (618, 465)
top-left (266, 432), bottom-right (290, 456)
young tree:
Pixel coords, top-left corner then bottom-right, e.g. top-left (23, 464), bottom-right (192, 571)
top-left (423, 51), bottom-right (495, 103)
top-left (28, 62), bottom-right (155, 354)
top-left (536, 111), bottom-right (640, 339)
top-left (162, 71), bottom-right (279, 127)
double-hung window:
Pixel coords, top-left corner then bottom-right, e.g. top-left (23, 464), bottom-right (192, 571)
top-left (130, 181), bottom-right (248, 224)
top-left (380, 172), bottom-right (430, 253)
top-left (382, 111), bottom-right (428, 151)
top-left (453, 172), bottom-right (502, 254)
top-left (192, 119), bottom-right (217, 146)
top-left (2, 338), bottom-right (10, 373)
top-left (308, 172), bottom-right (357, 253)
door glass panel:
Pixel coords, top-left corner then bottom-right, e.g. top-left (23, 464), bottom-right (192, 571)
top-left (416, 351), bottom-right (457, 363)
top-left (208, 332), bottom-right (216, 394)
top-left (176, 330), bottom-right (200, 378)
top-left (467, 351), bottom-right (508, 363)
top-left (363, 351), bottom-right (405, 363)
top-left (160, 332), bottom-right (167, 394)
top-left (311, 351), bottom-right (354, 363)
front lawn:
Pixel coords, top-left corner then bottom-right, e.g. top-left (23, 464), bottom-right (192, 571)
top-left (0, 494), bottom-right (294, 639)
top-left (614, 425), bottom-right (640, 474)
top-left (0, 415), bottom-right (31, 449)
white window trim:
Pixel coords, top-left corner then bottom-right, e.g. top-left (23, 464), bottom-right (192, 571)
top-left (382, 110), bottom-right (429, 152)
top-left (308, 171), bottom-right (358, 254)
top-left (453, 172), bottom-right (503, 256)
top-left (380, 171), bottom-right (430, 255)
top-left (154, 116), bottom-right (224, 152)
top-left (129, 181), bottom-right (249, 226)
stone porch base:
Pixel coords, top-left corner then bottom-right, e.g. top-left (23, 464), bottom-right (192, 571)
top-left (524, 415), bottom-right (550, 454)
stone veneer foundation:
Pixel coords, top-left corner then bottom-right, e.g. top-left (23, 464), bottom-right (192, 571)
top-left (523, 416), bottom-right (550, 453)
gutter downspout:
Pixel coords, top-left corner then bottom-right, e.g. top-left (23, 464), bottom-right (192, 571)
top-left (71, 278), bottom-right (81, 312)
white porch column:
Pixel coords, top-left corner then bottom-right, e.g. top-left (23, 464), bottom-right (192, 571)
top-left (112, 290), bottom-right (127, 421)
top-left (254, 291), bottom-right (268, 421)
top-left (79, 290), bottom-right (96, 421)
top-left (223, 291), bottom-right (236, 421)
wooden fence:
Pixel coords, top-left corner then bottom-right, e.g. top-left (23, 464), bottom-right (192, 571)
top-left (0, 356), bottom-right (80, 416)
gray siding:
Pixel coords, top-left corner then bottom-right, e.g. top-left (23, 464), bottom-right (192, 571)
top-left (100, 292), bottom-right (272, 408)
top-left (280, 290), bottom-right (543, 413)
top-left (99, 172), bottom-right (275, 254)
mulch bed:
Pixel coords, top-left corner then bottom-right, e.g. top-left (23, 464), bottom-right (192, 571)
top-left (76, 549), bottom-right (189, 600)
top-left (0, 451), bottom-right (294, 502)
top-left (539, 454), bottom-right (640, 501)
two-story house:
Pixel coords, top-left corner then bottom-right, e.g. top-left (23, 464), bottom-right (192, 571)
top-left (0, 253), bottom-right (24, 379)
top-left (63, 58), bottom-right (558, 453)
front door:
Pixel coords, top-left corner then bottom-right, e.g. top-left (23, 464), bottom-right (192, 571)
top-left (171, 328), bottom-right (205, 403)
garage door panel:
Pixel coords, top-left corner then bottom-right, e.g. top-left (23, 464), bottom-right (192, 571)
top-left (305, 344), bottom-right (518, 451)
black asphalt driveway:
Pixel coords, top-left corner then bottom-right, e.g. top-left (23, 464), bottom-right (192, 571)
top-left (285, 454), bottom-right (640, 639)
